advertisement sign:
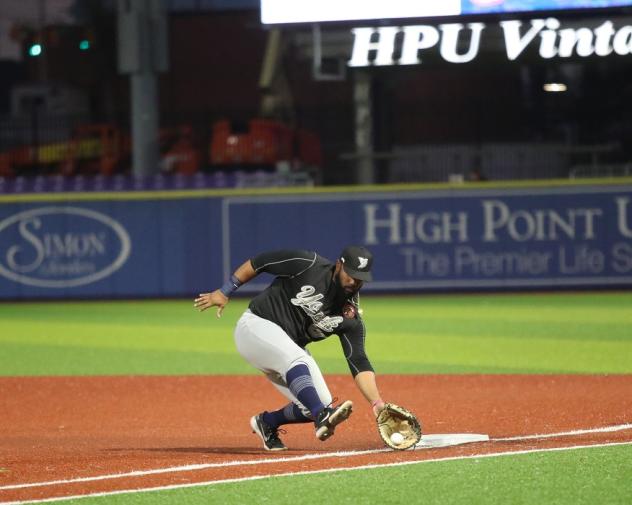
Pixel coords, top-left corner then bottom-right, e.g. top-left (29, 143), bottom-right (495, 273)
top-left (349, 17), bottom-right (632, 66)
top-left (1, 184), bottom-right (631, 298)
top-left (463, 0), bottom-right (632, 14)
top-left (0, 207), bottom-right (131, 288)
top-left (224, 186), bottom-right (632, 291)
top-left (0, 198), bottom-right (223, 298)
top-left (261, 0), bottom-right (632, 24)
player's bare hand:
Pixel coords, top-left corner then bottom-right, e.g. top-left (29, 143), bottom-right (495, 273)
top-left (194, 290), bottom-right (228, 318)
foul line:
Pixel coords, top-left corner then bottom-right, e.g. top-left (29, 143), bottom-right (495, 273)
top-left (1, 423), bottom-right (631, 495)
top-left (3, 440), bottom-right (632, 505)
top-left (493, 423), bottom-right (632, 442)
top-left (0, 449), bottom-right (391, 491)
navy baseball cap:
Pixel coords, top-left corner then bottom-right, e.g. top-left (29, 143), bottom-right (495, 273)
top-left (340, 245), bottom-right (373, 282)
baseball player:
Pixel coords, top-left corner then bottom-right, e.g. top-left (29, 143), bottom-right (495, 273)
top-left (194, 245), bottom-right (387, 451)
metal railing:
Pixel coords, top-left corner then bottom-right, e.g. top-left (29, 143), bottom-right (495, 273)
top-left (339, 142), bottom-right (625, 184)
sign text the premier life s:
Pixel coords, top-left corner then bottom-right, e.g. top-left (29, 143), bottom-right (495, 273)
top-left (349, 17), bottom-right (632, 66)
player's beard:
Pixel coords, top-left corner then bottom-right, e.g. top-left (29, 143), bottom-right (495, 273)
top-left (335, 269), bottom-right (359, 295)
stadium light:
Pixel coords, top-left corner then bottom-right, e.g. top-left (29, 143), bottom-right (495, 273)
top-left (543, 83), bottom-right (568, 93)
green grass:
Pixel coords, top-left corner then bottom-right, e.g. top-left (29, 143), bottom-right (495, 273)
top-left (3, 292), bottom-right (631, 505)
top-left (1, 292), bottom-right (631, 376)
top-left (45, 443), bottom-right (632, 505)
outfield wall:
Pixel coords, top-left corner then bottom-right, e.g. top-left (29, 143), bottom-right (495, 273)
top-left (1, 180), bottom-right (631, 299)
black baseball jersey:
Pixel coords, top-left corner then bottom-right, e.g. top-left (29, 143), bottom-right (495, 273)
top-left (248, 249), bottom-right (373, 377)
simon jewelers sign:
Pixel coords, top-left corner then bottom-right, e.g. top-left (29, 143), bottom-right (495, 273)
top-left (349, 17), bottom-right (632, 66)
top-left (0, 207), bottom-right (131, 288)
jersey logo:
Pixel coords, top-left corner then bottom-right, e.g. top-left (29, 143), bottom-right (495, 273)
top-left (358, 257), bottom-right (369, 269)
top-left (291, 285), bottom-right (343, 332)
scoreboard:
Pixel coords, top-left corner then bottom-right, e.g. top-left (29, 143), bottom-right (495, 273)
top-left (261, 0), bottom-right (632, 24)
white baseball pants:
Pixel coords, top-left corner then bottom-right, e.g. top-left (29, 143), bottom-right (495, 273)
top-left (234, 309), bottom-right (332, 417)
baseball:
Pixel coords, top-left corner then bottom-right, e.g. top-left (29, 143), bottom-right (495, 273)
top-left (390, 432), bottom-right (404, 445)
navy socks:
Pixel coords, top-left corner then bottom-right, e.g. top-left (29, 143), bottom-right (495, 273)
top-left (261, 363), bottom-right (325, 429)
top-left (285, 363), bottom-right (325, 418)
top-left (262, 403), bottom-right (311, 429)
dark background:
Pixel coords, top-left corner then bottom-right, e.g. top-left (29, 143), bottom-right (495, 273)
top-left (1, 1), bottom-right (631, 185)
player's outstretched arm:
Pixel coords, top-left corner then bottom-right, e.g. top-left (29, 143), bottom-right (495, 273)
top-left (194, 259), bottom-right (257, 318)
top-left (353, 370), bottom-right (385, 417)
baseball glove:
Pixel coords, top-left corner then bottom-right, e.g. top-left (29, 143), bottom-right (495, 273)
top-left (376, 403), bottom-right (422, 450)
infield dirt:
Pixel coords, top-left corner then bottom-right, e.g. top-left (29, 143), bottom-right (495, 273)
top-left (1, 375), bottom-right (632, 503)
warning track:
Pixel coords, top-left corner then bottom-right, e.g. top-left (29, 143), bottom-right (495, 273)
top-left (1, 375), bottom-right (631, 503)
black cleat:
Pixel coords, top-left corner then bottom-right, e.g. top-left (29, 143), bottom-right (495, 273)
top-left (315, 400), bottom-right (353, 441)
top-left (250, 413), bottom-right (288, 451)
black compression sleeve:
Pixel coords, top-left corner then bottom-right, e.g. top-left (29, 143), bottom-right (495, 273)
top-left (337, 318), bottom-right (374, 377)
